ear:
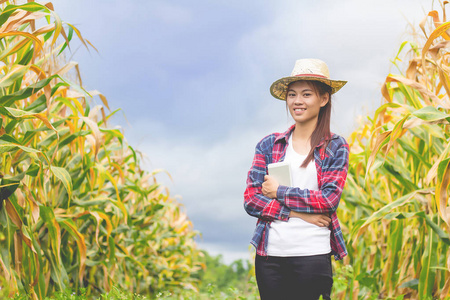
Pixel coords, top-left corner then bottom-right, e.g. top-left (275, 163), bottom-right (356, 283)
top-left (320, 93), bottom-right (330, 107)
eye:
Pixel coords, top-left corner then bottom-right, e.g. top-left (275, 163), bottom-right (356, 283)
top-left (287, 92), bottom-right (296, 97)
top-left (303, 93), bottom-right (312, 97)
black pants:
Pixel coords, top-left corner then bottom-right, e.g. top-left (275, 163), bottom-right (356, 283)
top-left (255, 254), bottom-right (333, 300)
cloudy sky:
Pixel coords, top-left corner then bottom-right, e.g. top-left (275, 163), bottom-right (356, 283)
top-left (50, 0), bottom-right (435, 263)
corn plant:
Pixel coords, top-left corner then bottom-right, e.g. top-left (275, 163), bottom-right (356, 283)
top-left (0, 1), bottom-right (202, 299)
top-left (337, 3), bottom-right (450, 299)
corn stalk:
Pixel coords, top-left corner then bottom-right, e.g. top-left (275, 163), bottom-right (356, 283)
top-left (337, 3), bottom-right (450, 299)
top-left (0, 1), bottom-right (202, 299)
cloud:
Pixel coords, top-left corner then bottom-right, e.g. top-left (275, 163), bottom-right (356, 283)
top-left (232, 0), bottom-right (432, 137)
top-left (132, 118), bottom-right (275, 261)
top-left (132, 0), bottom-right (435, 263)
top-left (50, 0), bottom-right (440, 263)
top-left (147, 2), bottom-right (193, 25)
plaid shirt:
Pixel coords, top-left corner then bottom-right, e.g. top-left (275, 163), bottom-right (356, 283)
top-left (244, 125), bottom-right (349, 260)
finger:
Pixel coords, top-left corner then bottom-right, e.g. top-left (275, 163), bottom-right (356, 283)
top-left (317, 218), bottom-right (328, 225)
top-left (318, 220), bottom-right (328, 227)
top-left (264, 175), bottom-right (269, 181)
top-left (320, 216), bottom-right (331, 223)
top-left (261, 186), bottom-right (267, 196)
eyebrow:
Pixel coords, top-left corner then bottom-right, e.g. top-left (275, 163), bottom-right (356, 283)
top-left (287, 88), bottom-right (313, 92)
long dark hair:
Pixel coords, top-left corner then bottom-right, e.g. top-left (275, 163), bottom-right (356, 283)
top-left (290, 80), bottom-right (332, 168)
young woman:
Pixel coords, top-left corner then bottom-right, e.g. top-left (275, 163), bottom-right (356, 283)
top-left (244, 59), bottom-right (349, 300)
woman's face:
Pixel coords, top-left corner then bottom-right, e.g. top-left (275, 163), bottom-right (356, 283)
top-left (286, 81), bottom-right (329, 126)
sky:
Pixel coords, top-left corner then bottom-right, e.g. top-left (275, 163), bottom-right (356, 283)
top-left (49, 0), bottom-right (436, 263)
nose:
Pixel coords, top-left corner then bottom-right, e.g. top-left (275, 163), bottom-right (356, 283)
top-left (293, 95), bottom-right (304, 104)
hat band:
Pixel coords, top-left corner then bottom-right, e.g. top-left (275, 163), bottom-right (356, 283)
top-left (294, 74), bottom-right (328, 79)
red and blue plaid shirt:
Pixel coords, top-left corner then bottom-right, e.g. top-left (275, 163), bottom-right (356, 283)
top-left (244, 125), bottom-right (349, 260)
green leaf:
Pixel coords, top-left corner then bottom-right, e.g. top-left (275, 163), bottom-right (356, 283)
top-left (24, 94), bottom-right (47, 112)
top-left (0, 65), bottom-right (29, 88)
top-left (350, 189), bottom-right (433, 240)
top-left (0, 139), bottom-right (40, 155)
top-left (40, 207), bottom-right (60, 254)
top-left (26, 164), bottom-right (40, 177)
top-left (418, 224), bottom-right (437, 298)
top-left (395, 41), bottom-right (409, 59)
top-left (72, 197), bottom-right (119, 208)
top-left (40, 206), bottom-right (68, 291)
top-left (0, 3), bottom-right (50, 28)
top-left (0, 75), bottom-right (66, 106)
top-left (412, 106), bottom-right (450, 122)
top-left (50, 166), bottom-right (72, 201)
top-left (437, 158), bottom-right (450, 182)
top-left (58, 131), bottom-right (89, 148)
top-left (0, 172), bottom-right (26, 201)
top-left (424, 215), bottom-right (450, 245)
top-left (400, 279), bottom-right (419, 289)
top-left (17, 45), bottom-right (33, 65)
top-left (58, 25), bottom-right (73, 56)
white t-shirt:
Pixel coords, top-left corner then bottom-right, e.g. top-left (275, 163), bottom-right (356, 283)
top-left (267, 135), bottom-right (331, 256)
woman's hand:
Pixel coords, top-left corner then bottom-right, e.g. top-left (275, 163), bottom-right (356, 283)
top-left (290, 211), bottom-right (331, 227)
top-left (262, 175), bottom-right (279, 199)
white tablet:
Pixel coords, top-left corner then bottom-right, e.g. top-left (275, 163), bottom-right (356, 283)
top-left (268, 161), bottom-right (292, 187)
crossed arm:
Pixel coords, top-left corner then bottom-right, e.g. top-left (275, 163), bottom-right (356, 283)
top-left (262, 175), bottom-right (331, 227)
top-left (244, 141), bottom-right (349, 227)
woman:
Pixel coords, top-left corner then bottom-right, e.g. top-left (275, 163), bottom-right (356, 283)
top-left (244, 58), bottom-right (349, 300)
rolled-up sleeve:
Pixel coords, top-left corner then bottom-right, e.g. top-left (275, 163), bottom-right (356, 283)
top-left (244, 139), bottom-right (290, 221)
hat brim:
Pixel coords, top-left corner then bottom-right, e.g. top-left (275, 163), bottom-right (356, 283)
top-left (270, 76), bottom-right (347, 100)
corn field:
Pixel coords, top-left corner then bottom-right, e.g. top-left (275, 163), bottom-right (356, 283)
top-left (0, 1), bottom-right (202, 299)
top-left (338, 3), bottom-right (450, 299)
top-left (5, 0), bottom-right (450, 299)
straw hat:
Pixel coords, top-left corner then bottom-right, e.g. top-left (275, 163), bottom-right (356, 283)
top-left (270, 58), bottom-right (347, 100)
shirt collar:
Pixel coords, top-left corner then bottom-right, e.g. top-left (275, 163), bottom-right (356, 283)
top-left (274, 124), bottom-right (338, 148)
